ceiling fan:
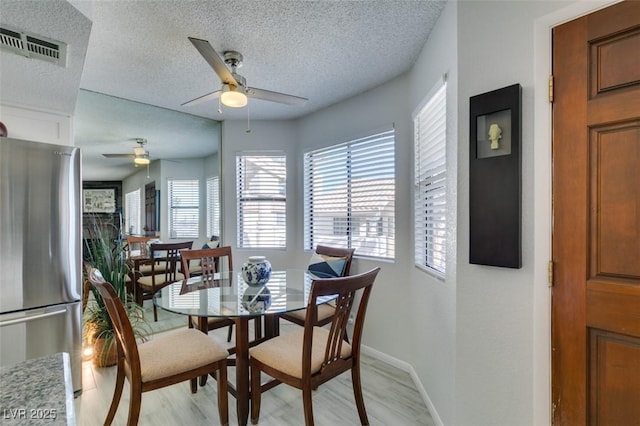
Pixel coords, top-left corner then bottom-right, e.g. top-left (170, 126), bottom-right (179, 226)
top-left (182, 37), bottom-right (308, 109)
top-left (102, 138), bottom-right (151, 166)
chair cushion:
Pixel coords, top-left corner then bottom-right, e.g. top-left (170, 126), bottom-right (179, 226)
top-left (137, 272), bottom-right (185, 289)
top-left (250, 327), bottom-right (351, 379)
top-left (138, 328), bottom-right (228, 383)
top-left (285, 303), bottom-right (335, 323)
top-left (307, 251), bottom-right (347, 277)
top-left (190, 316), bottom-right (232, 328)
top-left (136, 263), bottom-right (167, 275)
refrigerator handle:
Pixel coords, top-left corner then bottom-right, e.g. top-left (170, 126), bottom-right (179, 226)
top-left (0, 307), bottom-right (68, 327)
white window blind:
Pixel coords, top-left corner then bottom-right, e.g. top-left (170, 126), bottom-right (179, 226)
top-left (124, 188), bottom-right (141, 235)
top-left (414, 82), bottom-right (447, 275)
top-left (168, 179), bottom-right (199, 238)
top-left (236, 153), bottom-right (286, 248)
top-left (303, 129), bottom-right (395, 260)
top-left (206, 176), bottom-right (220, 238)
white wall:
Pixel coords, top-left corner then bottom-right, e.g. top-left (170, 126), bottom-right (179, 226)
top-left (407, 2), bottom-right (458, 424)
top-left (455, 2), bottom-right (563, 425)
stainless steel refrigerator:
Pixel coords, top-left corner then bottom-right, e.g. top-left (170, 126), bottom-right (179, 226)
top-left (0, 137), bottom-right (82, 394)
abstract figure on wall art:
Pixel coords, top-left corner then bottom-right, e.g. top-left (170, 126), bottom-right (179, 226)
top-left (488, 123), bottom-right (502, 149)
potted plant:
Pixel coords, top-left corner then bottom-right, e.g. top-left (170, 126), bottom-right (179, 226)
top-left (83, 214), bottom-right (149, 367)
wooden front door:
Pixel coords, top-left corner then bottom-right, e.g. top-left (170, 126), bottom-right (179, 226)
top-left (145, 182), bottom-right (156, 235)
top-left (552, 1), bottom-right (640, 424)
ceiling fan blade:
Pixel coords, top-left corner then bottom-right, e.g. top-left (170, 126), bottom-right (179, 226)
top-left (188, 37), bottom-right (238, 86)
top-left (181, 90), bottom-right (222, 107)
top-left (247, 87), bottom-right (308, 106)
top-left (103, 153), bottom-right (135, 158)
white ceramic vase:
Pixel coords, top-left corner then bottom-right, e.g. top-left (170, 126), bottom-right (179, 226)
top-left (241, 256), bottom-right (272, 286)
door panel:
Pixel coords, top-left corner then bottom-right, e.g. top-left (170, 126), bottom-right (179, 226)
top-left (589, 329), bottom-right (640, 426)
top-left (552, 1), bottom-right (640, 424)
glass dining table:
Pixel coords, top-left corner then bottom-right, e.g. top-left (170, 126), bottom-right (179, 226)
top-left (153, 269), bottom-right (335, 426)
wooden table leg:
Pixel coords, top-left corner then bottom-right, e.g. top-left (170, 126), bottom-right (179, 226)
top-left (263, 313), bottom-right (279, 338)
top-left (235, 318), bottom-right (250, 426)
top-left (197, 317), bottom-right (209, 387)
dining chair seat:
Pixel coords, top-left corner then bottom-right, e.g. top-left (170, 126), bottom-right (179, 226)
top-left (279, 245), bottom-right (355, 328)
top-left (136, 262), bottom-right (167, 275)
top-left (281, 303), bottom-right (335, 324)
top-left (250, 327), bottom-right (351, 379)
top-left (137, 272), bottom-right (185, 289)
top-left (138, 328), bottom-right (229, 382)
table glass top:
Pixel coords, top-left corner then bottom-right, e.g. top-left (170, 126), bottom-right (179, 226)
top-left (153, 269), bottom-right (336, 318)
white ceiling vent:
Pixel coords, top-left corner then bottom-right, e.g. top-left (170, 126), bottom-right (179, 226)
top-left (0, 26), bottom-right (67, 67)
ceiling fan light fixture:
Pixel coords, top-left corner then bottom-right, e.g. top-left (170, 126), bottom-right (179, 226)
top-left (220, 84), bottom-right (247, 108)
top-left (134, 156), bottom-right (150, 165)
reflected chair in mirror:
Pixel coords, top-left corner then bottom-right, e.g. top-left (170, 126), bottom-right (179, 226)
top-left (250, 267), bottom-right (380, 426)
top-left (125, 236), bottom-right (165, 294)
top-left (87, 268), bottom-right (229, 426)
top-left (125, 235), bottom-right (153, 258)
top-left (279, 245), bottom-right (355, 328)
top-left (180, 246), bottom-right (235, 343)
top-left (182, 236), bottom-right (220, 277)
top-left (136, 241), bottom-right (193, 321)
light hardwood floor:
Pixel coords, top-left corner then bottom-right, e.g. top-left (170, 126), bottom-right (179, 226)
top-left (75, 307), bottom-right (435, 425)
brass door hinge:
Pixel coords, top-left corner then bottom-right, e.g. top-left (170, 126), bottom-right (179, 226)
top-left (548, 260), bottom-right (554, 287)
top-left (549, 75), bottom-right (554, 103)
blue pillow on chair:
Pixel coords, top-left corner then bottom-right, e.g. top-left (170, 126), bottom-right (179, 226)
top-left (307, 251), bottom-right (348, 277)
top-left (202, 239), bottom-right (220, 250)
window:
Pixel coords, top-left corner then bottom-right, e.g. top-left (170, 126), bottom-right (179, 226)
top-left (414, 82), bottom-right (447, 275)
top-left (124, 188), bottom-right (141, 235)
top-left (168, 179), bottom-right (199, 238)
top-left (236, 153), bottom-right (286, 248)
top-left (304, 129), bottom-right (395, 260)
top-left (206, 176), bottom-right (220, 238)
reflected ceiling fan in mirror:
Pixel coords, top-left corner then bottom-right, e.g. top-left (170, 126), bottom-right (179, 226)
top-left (182, 37), bottom-right (309, 110)
top-left (102, 138), bottom-right (151, 166)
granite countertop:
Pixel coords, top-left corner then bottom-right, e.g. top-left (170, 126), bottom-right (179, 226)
top-left (0, 353), bottom-right (75, 425)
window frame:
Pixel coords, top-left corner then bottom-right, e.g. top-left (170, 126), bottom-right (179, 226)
top-left (236, 152), bottom-right (287, 249)
top-left (167, 178), bottom-right (200, 239)
top-left (206, 175), bottom-right (221, 238)
top-left (124, 188), bottom-right (141, 236)
top-left (413, 80), bottom-right (447, 277)
top-left (303, 129), bottom-right (396, 260)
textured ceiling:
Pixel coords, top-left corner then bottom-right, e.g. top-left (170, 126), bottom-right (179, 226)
top-left (1, 0), bottom-right (446, 179)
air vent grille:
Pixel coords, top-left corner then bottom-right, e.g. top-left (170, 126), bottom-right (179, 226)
top-left (0, 26), bottom-right (67, 67)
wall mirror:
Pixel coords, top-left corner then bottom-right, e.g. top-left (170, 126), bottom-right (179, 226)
top-left (75, 89), bottom-right (222, 244)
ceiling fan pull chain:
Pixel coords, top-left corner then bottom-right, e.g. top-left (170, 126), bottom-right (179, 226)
top-left (218, 96), bottom-right (222, 114)
top-left (246, 103), bottom-right (251, 133)
top-left (146, 163), bottom-right (150, 179)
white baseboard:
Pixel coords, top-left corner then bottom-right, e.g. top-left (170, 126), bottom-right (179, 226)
top-left (361, 344), bottom-right (444, 426)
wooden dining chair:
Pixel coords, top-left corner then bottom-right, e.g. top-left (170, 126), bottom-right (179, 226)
top-left (250, 267), bottom-right (380, 426)
top-left (125, 236), bottom-right (165, 295)
top-left (87, 268), bottom-right (229, 426)
top-left (279, 245), bottom-right (355, 327)
top-left (125, 235), bottom-right (153, 257)
top-left (136, 241), bottom-right (193, 321)
top-left (180, 246), bottom-right (235, 343)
